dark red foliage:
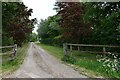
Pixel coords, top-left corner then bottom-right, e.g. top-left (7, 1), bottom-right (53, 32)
top-left (55, 2), bottom-right (91, 43)
top-left (4, 2), bottom-right (37, 46)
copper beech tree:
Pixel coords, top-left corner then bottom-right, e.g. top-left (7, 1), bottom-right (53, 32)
top-left (54, 2), bottom-right (91, 43)
top-left (2, 2), bottom-right (37, 46)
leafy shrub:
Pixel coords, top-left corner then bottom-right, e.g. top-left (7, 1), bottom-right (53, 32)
top-left (97, 52), bottom-right (120, 77)
top-left (61, 55), bottom-right (76, 64)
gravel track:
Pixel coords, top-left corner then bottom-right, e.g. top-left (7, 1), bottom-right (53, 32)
top-left (5, 43), bottom-right (87, 78)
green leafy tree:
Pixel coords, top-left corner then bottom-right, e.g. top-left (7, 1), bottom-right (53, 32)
top-left (84, 2), bottom-right (120, 45)
top-left (37, 15), bottom-right (62, 45)
top-left (30, 33), bottom-right (38, 42)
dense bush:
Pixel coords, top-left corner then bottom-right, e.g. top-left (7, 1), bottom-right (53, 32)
top-left (61, 55), bottom-right (76, 64)
top-left (97, 52), bottom-right (120, 78)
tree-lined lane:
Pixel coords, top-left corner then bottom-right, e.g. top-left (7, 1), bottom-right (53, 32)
top-left (5, 43), bottom-right (87, 78)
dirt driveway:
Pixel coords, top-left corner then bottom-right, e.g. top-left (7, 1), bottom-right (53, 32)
top-left (5, 43), bottom-right (87, 78)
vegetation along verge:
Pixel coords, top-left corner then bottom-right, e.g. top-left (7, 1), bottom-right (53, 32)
top-left (1, 43), bottom-right (29, 76)
top-left (36, 43), bottom-right (120, 79)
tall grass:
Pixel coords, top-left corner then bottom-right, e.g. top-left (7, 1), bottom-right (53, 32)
top-left (1, 43), bottom-right (29, 76)
top-left (36, 43), bottom-right (120, 79)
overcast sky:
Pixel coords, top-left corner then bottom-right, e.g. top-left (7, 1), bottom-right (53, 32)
top-left (23, 0), bottom-right (57, 34)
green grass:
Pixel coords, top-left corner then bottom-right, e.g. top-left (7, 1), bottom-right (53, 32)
top-left (36, 43), bottom-right (63, 60)
top-left (1, 43), bottom-right (29, 76)
top-left (36, 43), bottom-right (120, 79)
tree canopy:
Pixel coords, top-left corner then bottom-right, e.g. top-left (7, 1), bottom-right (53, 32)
top-left (2, 2), bottom-right (37, 46)
top-left (54, 2), bottom-right (91, 43)
top-left (84, 2), bottom-right (120, 45)
top-left (37, 2), bottom-right (120, 46)
top-left (37, 15), bottom-right (62, 45)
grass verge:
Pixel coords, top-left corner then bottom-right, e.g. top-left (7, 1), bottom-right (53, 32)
top-left (1, 43), bottom-right (29, 76)
top-left (36, 43), bottom-right (120, 79)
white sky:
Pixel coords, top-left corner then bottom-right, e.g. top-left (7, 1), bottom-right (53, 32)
top-left (22, 0), bottom-right (57, 34)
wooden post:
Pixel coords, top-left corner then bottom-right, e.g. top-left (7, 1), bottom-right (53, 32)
top-left (70, 45), bottom-right (73, 57)
top-left (78, 46), bottom-right (80, 51)
top-left (63, 43), bottom-right (67, 57)
top-left (12, 44), bottom-right (17, 59)
top-left (15, 44), bottom-right (17, 48)
top-left (103, 47), bottom-right (106, 53)
top-left (14, 44), bottom-right (17, 56)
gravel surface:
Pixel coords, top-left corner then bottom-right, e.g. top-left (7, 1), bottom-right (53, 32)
top-left (4, 43), bottom-right (87, 78)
